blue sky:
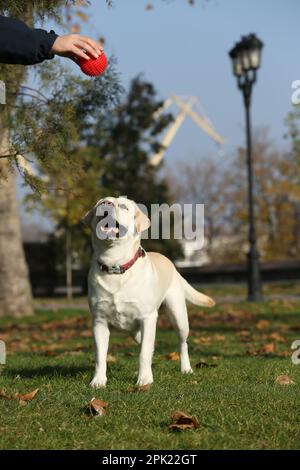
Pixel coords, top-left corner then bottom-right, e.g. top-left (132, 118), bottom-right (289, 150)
top-left (19, 0), bottom-right (300, 228)
top-left (80, 0), bottom-right (300, 160)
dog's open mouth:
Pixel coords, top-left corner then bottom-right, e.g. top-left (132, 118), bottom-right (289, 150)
top-left (97, 216), bottom-right (127, 240)
top-left (100, 223), bottom-right (119, 235)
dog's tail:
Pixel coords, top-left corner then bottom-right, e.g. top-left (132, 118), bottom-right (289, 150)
top-left (180, 276), bottom-right (215, 307)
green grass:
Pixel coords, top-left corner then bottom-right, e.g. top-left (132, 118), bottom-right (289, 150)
top-left (1, 298), bottom-right (300, 450)
top-left (195, 280), bottom-right (300, 299)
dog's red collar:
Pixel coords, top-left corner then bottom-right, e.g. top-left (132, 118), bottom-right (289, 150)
top-left (98, 247), bottom-right (146, 274)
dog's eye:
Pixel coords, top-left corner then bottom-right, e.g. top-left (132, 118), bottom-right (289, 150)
top-left (101, 200), bottom-right (113, 205)
top-left (118, 204), bottom-right (128, 210)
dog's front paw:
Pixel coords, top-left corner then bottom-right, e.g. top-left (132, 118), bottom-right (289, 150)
top-left (181, 367), bottom-right (193, 374)
top-left (90, 376), bottom-right (107, 388)
top-left (136, 371), bottom-right (153, 387)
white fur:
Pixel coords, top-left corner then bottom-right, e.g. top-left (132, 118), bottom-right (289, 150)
top-left (83, 196), bottom-right (215, 388)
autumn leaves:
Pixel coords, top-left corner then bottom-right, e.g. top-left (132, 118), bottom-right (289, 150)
top-left (0, 388), bottom-right (39, 406)
top-left (87, 393), bottom-right (201, 432)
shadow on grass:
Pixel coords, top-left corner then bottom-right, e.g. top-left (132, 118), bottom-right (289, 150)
top-left (4, 364), bottom-right (91, 379)
top-left (189, 349), bottom-right (292, 361)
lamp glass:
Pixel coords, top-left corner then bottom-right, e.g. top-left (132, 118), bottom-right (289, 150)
top-left (247, 34), bottom-right (263, 70)
top-left (233, 59), bottom-right (243, 77)
top-left (241, 49), bottom-right (251, 71)
top-left (249, 47), bottom-right (261, 69)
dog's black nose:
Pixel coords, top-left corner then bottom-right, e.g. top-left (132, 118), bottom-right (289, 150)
top-left (98, 208), bottom-right (113, 219)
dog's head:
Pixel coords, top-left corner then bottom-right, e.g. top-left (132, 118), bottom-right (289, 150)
top-left (82, 196), bottom-right (150, 244)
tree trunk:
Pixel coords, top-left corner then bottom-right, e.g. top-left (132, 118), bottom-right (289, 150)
top-left (0, 128), bottom-right (33, 317)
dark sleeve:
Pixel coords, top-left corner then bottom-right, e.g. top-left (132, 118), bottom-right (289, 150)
top-left (0, 15), bottom-right (58, 65)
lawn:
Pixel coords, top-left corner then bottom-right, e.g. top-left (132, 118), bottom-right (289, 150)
top-left (0, 296), bottom-right (300, 450)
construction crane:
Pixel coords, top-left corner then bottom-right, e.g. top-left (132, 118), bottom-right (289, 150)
top-left (150, 95), bottom-right (225, 166)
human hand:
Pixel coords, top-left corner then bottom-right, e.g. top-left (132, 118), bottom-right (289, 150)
top-left (51, 34), bottom-right (103, 61)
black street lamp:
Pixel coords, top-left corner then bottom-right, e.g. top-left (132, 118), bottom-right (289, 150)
top-left (229, 33), bottom-right (264, 301)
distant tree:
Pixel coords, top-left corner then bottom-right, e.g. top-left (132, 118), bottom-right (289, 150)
top-left (228, 128), bottom-right (300, 261)
top-left (283, 110), bottom-right (300, 255)
top-left (284, 109), bottom-right (300, 187)
top-left (0, 0), bottom-right (114, 315)
top-left (173, 128), bottom-right (300, 264)
top-left (0, 1), bottom-right (67, 317)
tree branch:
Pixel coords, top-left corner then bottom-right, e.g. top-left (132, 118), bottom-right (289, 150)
top-left (0, 152), bottom-right (18, 159)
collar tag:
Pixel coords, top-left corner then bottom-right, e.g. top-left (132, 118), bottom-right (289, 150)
top-left (107, 265), bottom-right (123, 274)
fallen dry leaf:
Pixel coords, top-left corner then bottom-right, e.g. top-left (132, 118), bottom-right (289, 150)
top-left (236, 330), bottom-right (254, 342)
top-left (263, 343), bottom-right (276, 353)
top-left (236, 330), bottom-right (251, 337)
top-left (192, 336), bottom-right (211, 346)
top-left (275, 375), bottom-right (295, 386)
top-left (214, 334), bottom-right (225, 342)
top-left (268, 332), bottom-right (285, 343)
top-left (15, 388), bottom-right (39, 402)
top-left (255, 320), bottom-right (270, 331)
top-left (169, 411), bottom-right (200, 431)
top-left (89, 398), bottom-right (108, 417)
top-left (165, 352), bottom-right (180, 361)
top-left (278, 350), bottom-right (292, 358)
top-left (0, 388), bottom-right (39, 405)
top-left (246, 343), bottom-right (276, 356)
top-left (194, 361), bottom-right (218, 369)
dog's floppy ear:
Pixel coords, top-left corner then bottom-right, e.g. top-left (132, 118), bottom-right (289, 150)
top-left (134, 202), bottom-right (150, 233)
top-left (81, 199), bottom-right (103, 227)
top-left (81, 208), bottom-right (94, 227)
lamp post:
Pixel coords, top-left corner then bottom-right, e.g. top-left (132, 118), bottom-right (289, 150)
top-left (229, 34), bottom-right (264, 301)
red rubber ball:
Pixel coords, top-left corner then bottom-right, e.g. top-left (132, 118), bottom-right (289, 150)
top-left (79, 52), bottom-right (108, 77)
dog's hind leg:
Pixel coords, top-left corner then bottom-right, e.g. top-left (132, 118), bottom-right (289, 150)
top-left (164, 276), bottom-right (193, 374)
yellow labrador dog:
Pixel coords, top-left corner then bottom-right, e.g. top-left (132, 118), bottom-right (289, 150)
top-left (82, 196), bottom-right (215, 388)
